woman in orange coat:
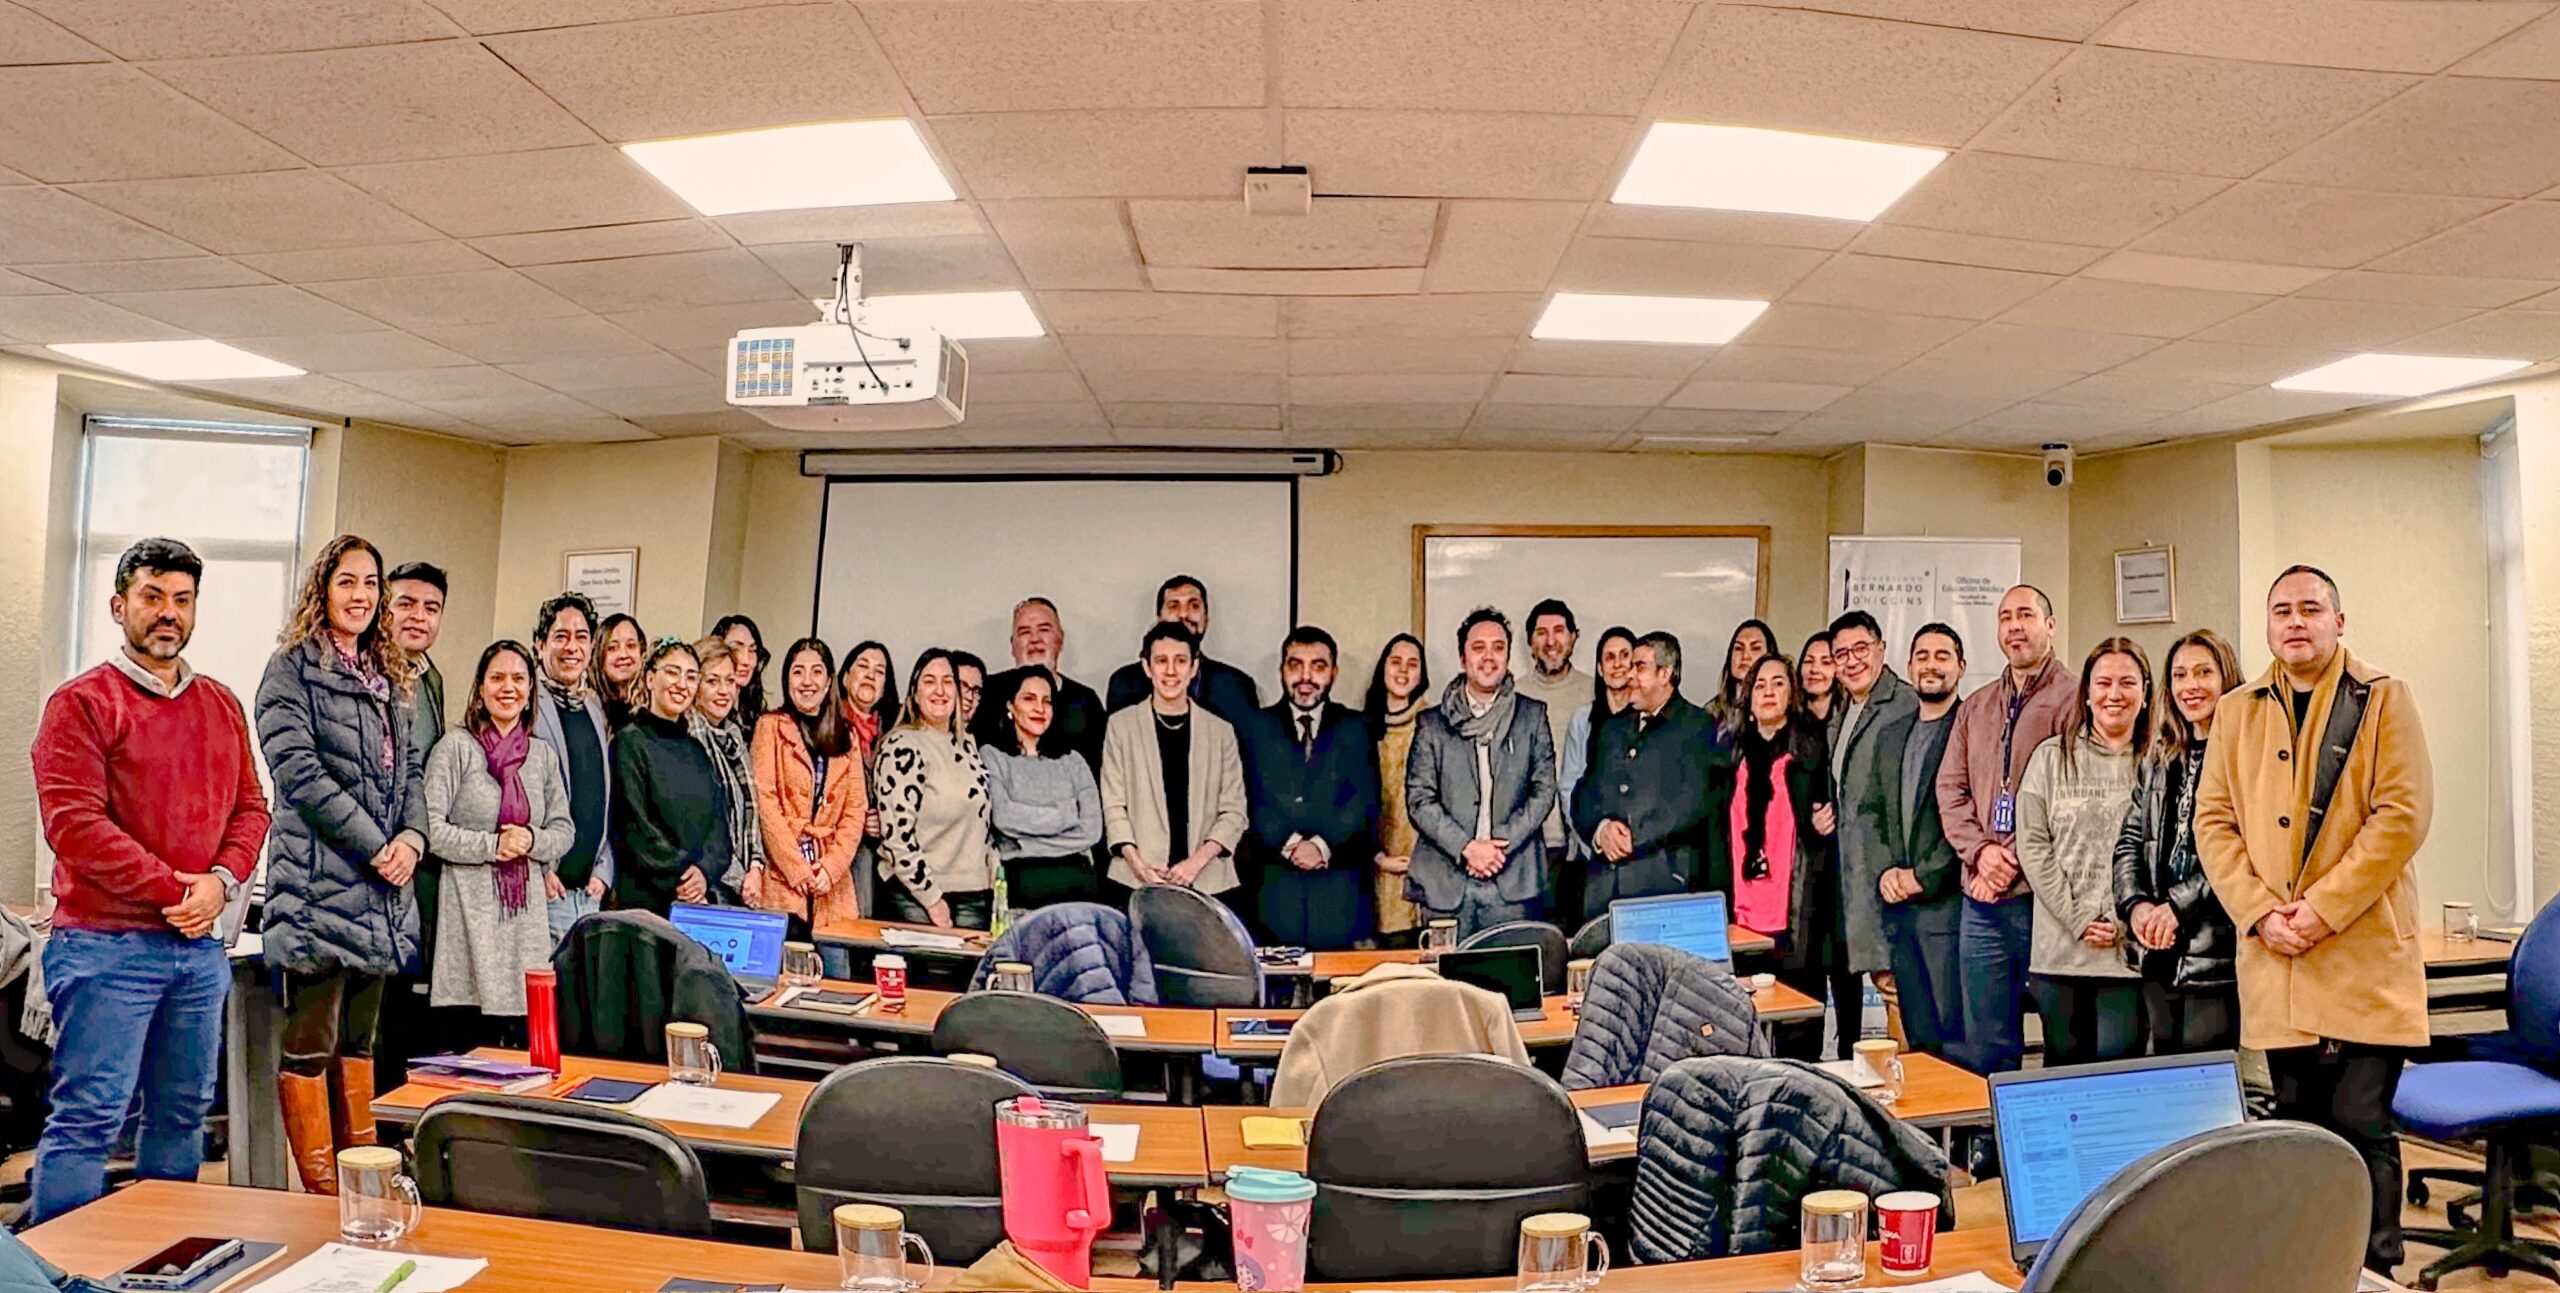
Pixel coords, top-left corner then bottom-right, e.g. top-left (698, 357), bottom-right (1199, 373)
top-left (748, 638), bottom-right (866, 934)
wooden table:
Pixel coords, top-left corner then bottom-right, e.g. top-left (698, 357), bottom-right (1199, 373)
top-left (1213, 980), bottom-right (1823, 1057)
top-left (814, 915), bottom-right (994, 957)
top-left (1288, 925), bottom-right (1777, 979)
top-left (23, 1181), bottom-right (2025, 1293)
top-left (2421, 927), bottom-right (2516, 977)
top-left (371, 1049), bottom-right (1212, 1188)
top-left (748, 979), bottom-right (1221, 1054)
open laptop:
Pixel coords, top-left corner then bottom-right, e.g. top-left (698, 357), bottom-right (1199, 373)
top-left (1990, 1051), bottom-right (2248, 1269)
top-left (667, 903), bottom-right (790, 990)
top-left (1437, 945), bottom-right (1548, 1022)
top-left (1609, 891), bottom-right (1733, 971)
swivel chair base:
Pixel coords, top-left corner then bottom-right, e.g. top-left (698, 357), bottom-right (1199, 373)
top-left (2403, 1140), bottom-right (2560, 1291)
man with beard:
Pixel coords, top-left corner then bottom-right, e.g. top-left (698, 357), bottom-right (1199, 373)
top-left (1863, 623), bottom-right (1969, 1059)
top-left (1406, 608), bottom-right (1558, 938)
top-left (1106, 575), bottom-right (1261, 722)
top-left (528, 592), bottom-right (616, 943)
top-left (1239, 627), bottom-right (1380, 948)
top-left (28, 538), bottom-right (269, 1223)
top-left (385, 563), bottom-right (448, 750)
top-left (1517, 599), bottom-right (1592, 926)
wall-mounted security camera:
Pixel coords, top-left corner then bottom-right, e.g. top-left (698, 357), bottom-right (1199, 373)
top-left (2041, 442), bottom-right (2074, 488)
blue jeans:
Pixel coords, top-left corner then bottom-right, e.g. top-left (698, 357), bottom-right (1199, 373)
top-left (1883, 896), bottom-right (1964, 1059)
top-left (30, 929), bottom-right (229, 1225)
top-left (547, 886), bottom-right (603, 946)
top-left (1955, 893), bottom-right (2034, 1075)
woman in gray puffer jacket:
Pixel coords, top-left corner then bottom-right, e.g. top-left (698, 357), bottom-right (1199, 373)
top-left (254, 534), bottom-right (426, 1196)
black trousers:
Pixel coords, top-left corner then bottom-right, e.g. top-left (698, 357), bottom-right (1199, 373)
top-left (1771, 962), bottom-right (1866, 1062)
top-left (2140, 981), bottom-right (2238, 1055)
top-left (1546, 846), bottom-right (1587, 937)
top-left (2269, 1041), bottom-right (2407, 1274)
top-left (878, 886), bottom-right (994, 931)
top-left (279, 970), bottom-right (385, 1077)
top-left (2030, 974), bottom-right (2144, 1066)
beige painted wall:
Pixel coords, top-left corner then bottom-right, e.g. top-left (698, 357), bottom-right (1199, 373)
top-left (1826, 446), bottom-right (1865, 538)
top-left (332, 421), bottom-right (506, 722)
top-left (735, 451), bottom-right (825, 649)
top-left (0, 359), bottom-right (71, 897)
top-left (1857, 445), bottom-right (2072, 632)
top-left (2498, 384), bottom-right (2560, 910)
top-left (2068, 438), bottom-right (2243, 666)
top-left (491, 437), bottom-right (726, 646)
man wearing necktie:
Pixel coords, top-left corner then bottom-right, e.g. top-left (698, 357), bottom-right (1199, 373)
top-left (1240, 626), bottom-right (1381, 950)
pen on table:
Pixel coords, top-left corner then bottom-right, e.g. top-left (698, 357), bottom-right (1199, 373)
top-left (373, 1258), bottom-right (418, 1293)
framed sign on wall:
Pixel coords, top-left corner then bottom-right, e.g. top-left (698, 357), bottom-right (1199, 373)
top-left (564, 548), bottom-right (639, 618)
top-left (2114, 546), bottom-right (2176, 625)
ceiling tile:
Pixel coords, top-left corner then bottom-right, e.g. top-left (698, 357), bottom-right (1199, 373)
top-left (0, 268), bottom-right (61, 294)
top-left (100, 283), bottom-right (386, 336)
top-left (1977, 48), bottom-right (2411, 178)
top-left (1038, 289), bottom-right (1277, 336)
top-left (1502, 337), bottom-right (1707, 378)
top-left (1469, 403), bottom-right (1643, 434)
top-left (2039, 371), bottom-right (2260, 413)
top-left (1865, 358), bottom-right (2077, 402)
top-left (931, 109), bottom-right (1264, 199)
top-left (1281, 0), bottom-right (1685, 115)
top-left (983, 199), bottom-right (1143, 290)
top-left (1724, 0), bottom-right (2132, 42)
top-left (526, 248), bottom-right (799, 313)
top-left (1664, 379), bottom-right (1851, 412)
top-left (2296, 269), bottom-right (2557, 308)
top-left (1280, 293), bottom-right (1539, 337)
top-left (2133, 182), bottom-right (2500, 269)
top-left (470, 220), bottom-right (732, 267)
top-left (1635, 407), bottom-right (1804, 435)
top-left (1284, 401), bottom-right (1475, 431)
top-left (1145, 265), bottom-right (1423, 295)
top-left (1285, 372), bottom-right (1489, 404)
top-left (1969, 401), bottom-right (2163, 436)
top-left (145, 42), bottom-right (593, 165)
top-left (2262, 77), bottom-right (2560, 197)
top-left (17, 257), bottom-right (270, 292)
top-left (1695, 345), bottom-right (1907, 385)
top-left (1883, 152), bottom-right (2228, 246)
top-left (1130, 197), bottom-right (1436, 269)
top-left (492, 8), bottom-right (905, 142)
top-left (956, 337), bottom-right (1068, 372)
top-left (962, 371), bottom-right (1093, 403)
top-left (1086, 369), bottom-right (1279, 403)
top-left (2191, 296), bottom-right (2476, 350)
top-left (1486, 373), bottom-right (1676, 406)
top-left (1783, 254), bottom-right (2056, 321)
top-left (576, 382), bottom-right (729, 418)
top-left (1420, 200), bottom-right (1580, 294)
top-left (862, 0), bottom-right (1261, 113)
top-left (1657, 4), bottom-right (2065, 148)
top-left (0, 293), bottom-right (188, 342)
top-left (1106, 401), bottom-right (1281, 430)
top-left (1998, 278), bottom-right (2268, 338)
top-left (1285, 110), bottom-right (1628, 200)
top-left (2097, 0), bottom-right (2543, 74)
top-left (0, 186), bottom-right (199, 263)
top-left (2077, 251), bottom-right (2331, 296)
top-left (0, 4), bottom-right (106, 62)
top-left (1555, 238), bottom-right (1825, 299)
top-left (339, 364), bottom-right (551, 402)
top-left (1796, 388), bottom-right (2014, 436)
top-left (1586, 205), bottom-right (1863, 251)
top-left (1729, 303), bottom-right (1968, 357)
top-left (72, 170), bottom-right (443, 254)
top-left (1112, 425), bottom-right (1289, 448)
top-left (2177, 386), bottom-right (2379, 429)
top-left (20, 0), bottom-right (458, 58)
top-left (2370, 202), bottom-right (2560, 279)
top-left (234, 240), bottom-right (494, 283)
top-left (1844, 226), bottom-right (2106, 275)
top-left (229, 329), bottom-right (471, 372)
top-left (1062, 335), bottom-right (1283, 373)
top-left (422, 313), bottom-right (658, 363)
top-left (338, 146), bottom-right (694, 238)
top-left (0, 64), bottom-right (298, 182)
top-left (1922, 323), bottom-right (2164, 374)
top-left (432, 0), bottom-right (787, 33)
top-left (500, 349), bottom-right (705, 394)
top-left (2455, 8), bottom-right (2560, 77)
top-left (2105, 339), bottom-right (2352, 385)
top-left (311, 268), bottom-right (584, 328)
top-left (2392, 309), bottom-right (2560, 359)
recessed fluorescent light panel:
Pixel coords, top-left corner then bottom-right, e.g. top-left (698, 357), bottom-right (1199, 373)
top-left (49, 340), bottom-right (302, 381)
top-left (2272, 353), bottom-right (2530, 397)
top-left (864, 290), bottom-right (1045, 340)
top-left (1614, 123), bottom-right (1946, 222)
top-left (624, 119), bottom-right (955, 216)
top-left (1532, 293), bottom-right (1767, 346)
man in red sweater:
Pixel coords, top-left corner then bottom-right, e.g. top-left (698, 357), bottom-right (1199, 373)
top-left (27, 538), bottom-right (268, 1223)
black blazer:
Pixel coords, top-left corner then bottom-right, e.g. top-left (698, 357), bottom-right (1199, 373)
top-left (1107, 655), bottom-right (1262, 726)
top-left (1871, 708), bottom-right (1963, 905)
top-left (1238, 700), bottom-right (1382, 878)
top-left (1571, 694), bottom-right (1718, 900)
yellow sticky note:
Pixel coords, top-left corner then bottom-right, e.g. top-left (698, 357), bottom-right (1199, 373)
top-left (1240, 1116), bottom-right (1307, 1149)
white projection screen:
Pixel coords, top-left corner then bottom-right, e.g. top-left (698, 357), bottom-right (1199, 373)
top-left (814, 478), bottom-right (1298, 692)
top-left (1416, 527), bottom-right (1768, 705)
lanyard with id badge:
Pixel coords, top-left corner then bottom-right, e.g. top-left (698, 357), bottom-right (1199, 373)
top-left (1992, 689), bottom-right (2028, 835)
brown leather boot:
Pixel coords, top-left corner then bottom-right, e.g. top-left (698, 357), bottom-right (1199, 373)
top-left (332, 1057), bottom-right (378, 1149)
top-left (279, 1072), bottom-right (338, 1195)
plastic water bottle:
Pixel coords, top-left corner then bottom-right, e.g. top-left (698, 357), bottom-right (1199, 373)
top-left (990, 868), bottom-right (1013, 938)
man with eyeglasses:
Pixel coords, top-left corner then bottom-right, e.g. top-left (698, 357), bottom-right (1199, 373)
top-left (1825, 610), bottom-right (1919, 1050)
top-left (529, 592), bottom-right (616, 944)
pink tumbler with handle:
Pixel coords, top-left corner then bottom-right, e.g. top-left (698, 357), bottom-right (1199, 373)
top-left (995, 1096), bottom-right (1110, 1288)
top-left (1226, 1166), bottom-right (1315, 1291)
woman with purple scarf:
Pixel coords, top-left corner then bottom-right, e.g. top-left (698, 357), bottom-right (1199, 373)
top-left (424, 640), bottom-right (575, 1046)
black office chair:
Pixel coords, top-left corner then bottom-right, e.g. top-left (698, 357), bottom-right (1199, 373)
top-left (553, 910), bottom-right (758, 1073)
top-left (410, 1092), bottom-right (715, 1237)
top-left (796, 1056), bottom-right (1034, 1262)
top-left (931, 991), bottom-right (1125, 1101)
top-left (1568, 913), bottom-right (1612, 963)
top-left (1130, 884), bottom-right (1260, 1008)
top-left (1305, 1055), bottom-right (1590, 1282)
top-left (1459, 920), bottom-right (1571, 995)
top-left (2019, 1121), bottom-right (2369, 1292)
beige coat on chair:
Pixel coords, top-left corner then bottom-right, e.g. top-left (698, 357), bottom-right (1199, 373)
top-left (1269, 963), bottom-right (1533, 1107)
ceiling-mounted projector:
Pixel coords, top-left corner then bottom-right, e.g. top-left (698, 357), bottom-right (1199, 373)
top-left (726, 243), bottom-right (967, 432)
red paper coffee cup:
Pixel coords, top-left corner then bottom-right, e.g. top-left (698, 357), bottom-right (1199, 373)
top-left (1877, 1191), bottom-right (1939, 1276)
top-left (875, 953), bottom-right (908, 1012)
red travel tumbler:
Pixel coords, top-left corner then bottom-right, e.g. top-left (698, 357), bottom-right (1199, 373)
top-left (526, 967), bottom-right (561, 1073)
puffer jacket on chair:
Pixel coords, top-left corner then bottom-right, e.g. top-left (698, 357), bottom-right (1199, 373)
top-left (966, 903), bottom-right (1159, 1005)
top-left (1630, 1055), bottom-right (1949, 1262)
top-left (1560, 942), bottom-right (1766, 1090)
top-left (256, 637), bottom-right (425, 976)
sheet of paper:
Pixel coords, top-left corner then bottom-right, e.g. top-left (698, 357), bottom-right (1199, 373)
top-left (880, 928), bottom-right (971, 951)
top-left (626, 1083), bottom-right (781, 1129)
top-left (238, 1244), bottom-right (485, 1293)
top-left (1090, 1013), bottom-right (1148, 1039)
top-left (1092, 1122), bottom-right (1140, 1164)
top-left (1816, 1058), bottom-right (1887, 1090)
top-left (1577, 1112), bottom-right (1636, 1151)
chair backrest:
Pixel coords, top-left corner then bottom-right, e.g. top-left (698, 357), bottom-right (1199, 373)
top-left (553, 910), bottom-right (757, 1073)
top-left (1568, 912), bottom-right (1612, 962)
top-left (1459, 920), bottom-right (1570, 995)
top-left (795, 1056), bottom-right (1035, 1262)
top-left (2510, 895), bottom-right (2560, 1059)
top-left (931, 991), bottom-right (1125, 1099)
top-left (2020, 1120), bottom-right (2369, 1292)
top-left (1560, 941), bottom-right (1765, 1090)
top-left (410, 1093), bottom-right (714, 1237)
top-left (1130, 884), bottom-right (1260, 1007)
top-left (966, 903), bottom-right (1155, 1005)
top-left (1306, 1054), bottom-right (1590, 1283)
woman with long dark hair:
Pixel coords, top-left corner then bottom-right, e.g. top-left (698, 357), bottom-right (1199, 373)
top-left (2113, 629), bottom-right (2243, 1055)
top-left (1796, 630), bottom-right (1840, 730)
top-left (751, 638), bottom-right (864, 933)
top-left (2017, 637), bottom-right (2152, 1065)
top-left (593, 613), bottom-right (646, 730)
top-left (981, 669), bottom-right (1103, 909)
top-left (255, 534), bottom-right (425, 1193)
top-left (872, 649), bottom-right (998, 929)
top-left (1363, 633), bottom-right (1432, 946)
top-left (609, 639), bottom-right (729, 916)
top-left (1708, 653), bottom-right (1853, 1060)
top-left (712, 614), bottom-right (769, 740)
top-left (1710, 619), bottom-right (1778, 736)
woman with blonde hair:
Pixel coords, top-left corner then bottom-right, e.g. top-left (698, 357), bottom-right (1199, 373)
top-left (255, 533), bottom-right (425, 1193)
top-left (688, 634), bottom-right (763, 904)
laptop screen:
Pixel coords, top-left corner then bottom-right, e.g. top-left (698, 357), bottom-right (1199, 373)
top-left (1993, 1054), bottom-right (2247, 1256)
top-left (668, 903), bottom-right (789, 981)
top-left (1438, 946), bottom-right (1543, 1013)
top-left (1610, 892), bottom-right (1732, 966)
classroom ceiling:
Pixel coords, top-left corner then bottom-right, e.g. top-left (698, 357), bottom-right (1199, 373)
top-left (10, 0), bottom-right (2560, 455)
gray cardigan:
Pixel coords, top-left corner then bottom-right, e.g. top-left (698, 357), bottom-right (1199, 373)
top-left (2016, 732), bottom-right (2141, 980)
top-left (982, 745), bottom-right (1103, 860)
top-left (423, 730), bottom-right (575, 1012)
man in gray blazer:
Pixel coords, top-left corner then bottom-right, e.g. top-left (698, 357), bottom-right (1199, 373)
top-left (1406, 607), bottom-right (1558, 939)
top-left (1827, 609), bottom-right (1920, 1030)
top-left (528, 592), bottom-right (616, 944)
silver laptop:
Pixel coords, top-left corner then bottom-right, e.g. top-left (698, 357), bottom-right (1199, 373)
top-left (1990, 1051), bottom-right (2247, 1269)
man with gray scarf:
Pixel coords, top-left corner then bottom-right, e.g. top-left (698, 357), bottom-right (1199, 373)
top-left (1404, 607), bottom-right (1558, 938)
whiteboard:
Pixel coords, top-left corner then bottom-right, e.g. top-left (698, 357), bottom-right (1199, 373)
top-left (814, 479), bottom-right (1296, 692)
top-left (1416, 528), bottom-right (1767, 703)
top-left (1828, 535), bottom-right (2022, 696)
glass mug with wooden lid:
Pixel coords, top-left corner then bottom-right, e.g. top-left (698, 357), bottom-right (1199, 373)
top-left (1516, 1211), bottom-right (1607, 1291)
top-left (833, 1203), bottom-right (936, 1292)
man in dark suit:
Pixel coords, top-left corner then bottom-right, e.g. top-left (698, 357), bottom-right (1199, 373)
top-left (1571, 630), bottom-right (1715, 907)
top-left (1106, 574), bottom-right (1260, 722)
top-left (983, 595), bottom-right (1107, 770)
top-left (1239, 626), bottom-right (1380, 950)
top-left (1866, 622), bottom-right (1969, 1058)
